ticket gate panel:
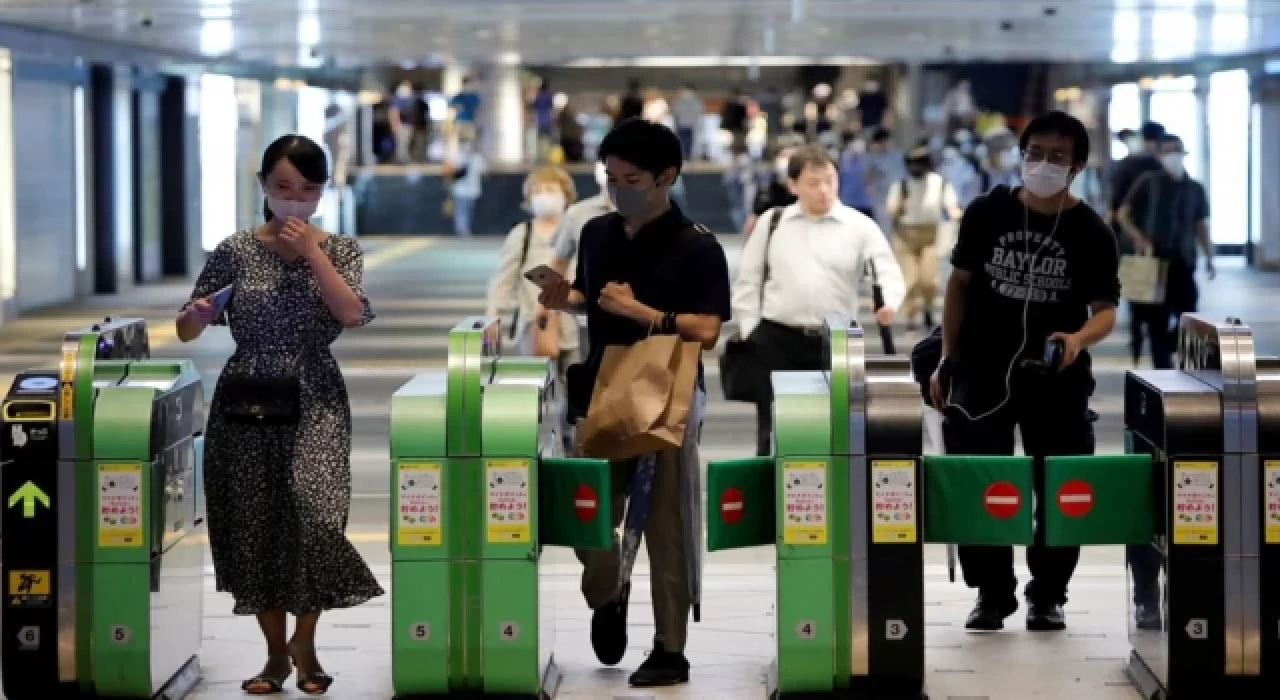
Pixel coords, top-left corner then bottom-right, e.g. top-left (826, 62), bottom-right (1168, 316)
top-left (89, 369), bottom-right (204, 698)
top-left (1043, 454), bottom-right (1155, 546)
top-left (480, 560), bottom-right (542, 695)
top-left (1, 370), bottom-right (65, 697)
top-left (392, 563), bottom-right (451, 694)
top-left (921, 455), bottom-right (1034, 545)
top-left (775, 557), bottom-right (836, 695)
top-left (1251, 356), bottom-right (1280, 691)
top-left (539, 457), bottom-right (613, 551)
top-left (705, 457), bottom-right (776, 552)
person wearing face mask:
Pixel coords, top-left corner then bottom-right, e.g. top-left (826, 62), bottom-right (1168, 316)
top-left (539, 117), bottom-right (731, 689)
top-left (929, 111), bottom-right (1120, 634)
top-left (549, 161), bottom-right (615, 280)
top-left (742, 141), bottom-right (800, 237)
top-left (175, 135), bottom-right (382, 696)
top-left (1115, 135), bottom-right (1213, 631)
top-left (1109, 122), bottom-right (1165, 227)
top-left (486, 166), bottom-right (580, 359)
top-left (1116, 134), bottom-right (1215, 369)
top-left (886, 146), bottom-right (962, 330)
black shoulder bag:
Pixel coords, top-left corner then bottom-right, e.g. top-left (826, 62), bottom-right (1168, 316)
top-left (719, 207), bottom-right (782, 403)
top-left (220, 352), bottom-right (306, 426)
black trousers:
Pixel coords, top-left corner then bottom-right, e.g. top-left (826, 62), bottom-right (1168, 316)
top-left (749, 320), bottom-right (828, 456)
top-left (942, 369), bottom-right (1096, 607)
top-left (1129, 259), bottom-right (1198, 369)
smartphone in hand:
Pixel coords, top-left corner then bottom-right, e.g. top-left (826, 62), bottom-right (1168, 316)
top-left (209, 284), bottom-right (235, 315)
top-left (523, 265), bottom-right (564, 289)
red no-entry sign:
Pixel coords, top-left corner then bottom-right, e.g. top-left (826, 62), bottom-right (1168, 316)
top-left (1056, 479), bottom-right (1095, 518)
top-left (983, 481), bottom-right (1022, 520)
top-left (573, 484), bottom-right (598, 523)
top-left (720, 487), bottom-right (744, 525)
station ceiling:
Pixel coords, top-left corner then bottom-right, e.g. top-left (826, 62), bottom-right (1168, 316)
top-left (0, 0), bottom-right (1273, 68)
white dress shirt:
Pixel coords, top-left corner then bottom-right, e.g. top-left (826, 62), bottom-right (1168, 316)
top-left (732, 201), bottom-right (906, 338)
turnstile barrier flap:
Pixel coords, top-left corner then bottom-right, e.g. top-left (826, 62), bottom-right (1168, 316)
top-left (922, 455), bottom-right (1035, 545)
top-left (1043, 454), bottom-right (1156, 547)
top-left (706, 457), bottom-right (776, 552)
top-left (539, 457), bottom-right (612, 550)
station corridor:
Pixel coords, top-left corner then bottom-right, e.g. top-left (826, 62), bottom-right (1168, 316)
top-left (0, 236), bottom-right (1268, 700)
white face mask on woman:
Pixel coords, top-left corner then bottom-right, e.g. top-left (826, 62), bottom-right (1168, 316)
top-left (530, 192), bottom-right (566, 218)
top-left (266, 195), bottom-right (319, 220)
top-left (1020, 159), bottom-right (1072, 198)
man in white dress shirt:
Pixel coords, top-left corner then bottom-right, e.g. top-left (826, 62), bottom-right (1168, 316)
top-left (733, 146), bottom-right (906, 455)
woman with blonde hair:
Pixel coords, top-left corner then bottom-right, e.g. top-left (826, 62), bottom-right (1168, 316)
top-left (485, 165), bottom-right (581, 376)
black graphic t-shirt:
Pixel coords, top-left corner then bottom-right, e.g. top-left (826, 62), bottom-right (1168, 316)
top-left (951, 185), bottom-right (1120, 383)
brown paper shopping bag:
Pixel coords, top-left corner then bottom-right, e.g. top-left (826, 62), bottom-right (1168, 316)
top-left (576, 334), bottom-right (701, 461)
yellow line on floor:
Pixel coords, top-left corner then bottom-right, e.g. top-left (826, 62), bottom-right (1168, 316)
top-left (361, 237), bottom-right (438, 270)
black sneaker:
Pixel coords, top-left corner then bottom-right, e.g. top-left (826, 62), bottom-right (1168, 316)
top-left (964, 596), bottom-right (1017, 631)
top-left (1026, 603), bottom-right (1067, 631)
top-left (590, 582), bottom-right (630, 666)
top-left (628, 649), bottom-right (690, 687)
top-left (1134, 603), bottom-right (1163, 631)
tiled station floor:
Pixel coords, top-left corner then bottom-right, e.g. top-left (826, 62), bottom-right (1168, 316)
top-left (3, 236), bottom-right (1269, 699)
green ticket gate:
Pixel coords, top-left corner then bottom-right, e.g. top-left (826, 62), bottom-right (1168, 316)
top-left (1, 317), bottom-right (206, 699)
top-left (1124, 314), bottom-right (1278, 698)
top-left (389, 317), bottom-right (612, 698)
top-left (707, 316), bottom-right (1166, 699)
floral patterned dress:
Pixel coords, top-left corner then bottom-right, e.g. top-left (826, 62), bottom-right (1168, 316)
top-left (186, 230), bottom-right (384, 615)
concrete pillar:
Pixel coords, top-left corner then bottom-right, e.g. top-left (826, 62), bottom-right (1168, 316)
top-left (0, 48), bottom-right (15, 322)
top-left (1250, 78), bottom-right (1280, 267)
top-left (485, 54), bottom-right (523, 165)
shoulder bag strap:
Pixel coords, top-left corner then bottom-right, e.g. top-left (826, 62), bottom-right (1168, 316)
top-left (1142, 174), bottom-right (1160, 251)
top-left (759, 206), bottom-right (783, 308)
top-left (508, 219), bottom-right (535, 340)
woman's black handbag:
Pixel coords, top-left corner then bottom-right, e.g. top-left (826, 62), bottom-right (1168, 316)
top-left (220, 354), bottom-right (304, 426)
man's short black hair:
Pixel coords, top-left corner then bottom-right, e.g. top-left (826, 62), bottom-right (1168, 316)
top-left (1019, 110), bottom-right (1090, 166)
top-left (870, 127), bottom-right (892, 143)
top-left (1141, 121), bottom-right (1166, 142)
top-left (1116, 128), bottom-right (1136, 142)
top-left (598, 117), bottom-right (684, 179)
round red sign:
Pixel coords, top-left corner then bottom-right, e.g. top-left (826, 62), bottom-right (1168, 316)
top-left (573, 484), bottom-right (598, 523)
top-left (1056, 479), bottom-right (1095, 518)
top-left (720, 487), bottom-right (745, 525)
top-left (983, 481), bottom-right (1022, 520)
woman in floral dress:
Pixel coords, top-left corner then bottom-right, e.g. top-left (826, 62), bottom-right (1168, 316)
top-left (176, 134), bottom-right (383, 695)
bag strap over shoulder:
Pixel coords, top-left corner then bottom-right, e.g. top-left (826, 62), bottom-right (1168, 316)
top-left (508, 219), bottom-right (535, 341)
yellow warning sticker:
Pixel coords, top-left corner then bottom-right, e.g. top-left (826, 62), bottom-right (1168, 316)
top-left (8, 569), bottom-right (51, 608)
top-left (397, 462), bottom-right (442, 546)
top-left (97, 463), bottom-right (144, 548)
top-left (1266, 460), bottom-right (1280, 545)
top-left (58, 383), bottom-right (73, 421)
top-left (782, 461), bottom-right (828, 545)
top-left (871, 460), bottom-right (917, 544)
top-left (486, 459), bottom-right (531, 544)
top-left (1172, 461), bottom-right (1218, 546)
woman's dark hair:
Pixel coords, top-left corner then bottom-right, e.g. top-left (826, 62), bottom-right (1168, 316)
top-left (1018, 110), bottom-right (1091, 166)
top-left (259, 134), bottom-right (329, 221)
top-left (597, 117), bottom-right (684, 180)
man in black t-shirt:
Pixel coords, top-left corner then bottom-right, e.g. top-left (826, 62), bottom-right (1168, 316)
top-left (929, 111), bottom-right (1121, 633)
top-left (540, 117), bottom-right (732, 688)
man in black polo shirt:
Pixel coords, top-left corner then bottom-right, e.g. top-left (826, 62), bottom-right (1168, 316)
top-left (540, 117), bottom-right (731, 687)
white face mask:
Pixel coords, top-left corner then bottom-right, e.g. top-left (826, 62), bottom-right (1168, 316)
top-left (594, 162), bottom-right (607, 188)
top-left (1020, 160), bottom-right (1072, 198)
top-left (1160, 153), bottom-right (1186, 177)
top-left (266, 195), bottom-right (319, 221)
top-left (396, 85), bottom-right (412, 99)
top-left (775, 158), bottom-right (790, 177)
top-left (530, 192), bottom-right (566, 218)
top-left (1125, 136), bottom-right (1145, 153)
top-left (998, 149), bottom-right (1020, 170)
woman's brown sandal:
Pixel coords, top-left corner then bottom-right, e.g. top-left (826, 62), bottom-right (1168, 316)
top-left (288, 641), bottom-right (335, 696)
top-left (241, 654), bottom-right (292, 694)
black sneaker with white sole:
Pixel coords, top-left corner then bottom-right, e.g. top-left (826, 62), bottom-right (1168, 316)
top-left (1026, 603), bottom-right (1067, 631)
top-left (590, 582), bottom-right (630, 666)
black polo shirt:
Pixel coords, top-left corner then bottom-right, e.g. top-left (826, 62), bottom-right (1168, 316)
top-left (572, 202), bottom-right (732, 389)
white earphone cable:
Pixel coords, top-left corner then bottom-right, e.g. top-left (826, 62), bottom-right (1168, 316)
top-left (945, 187), bottom-right (1065, 422)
